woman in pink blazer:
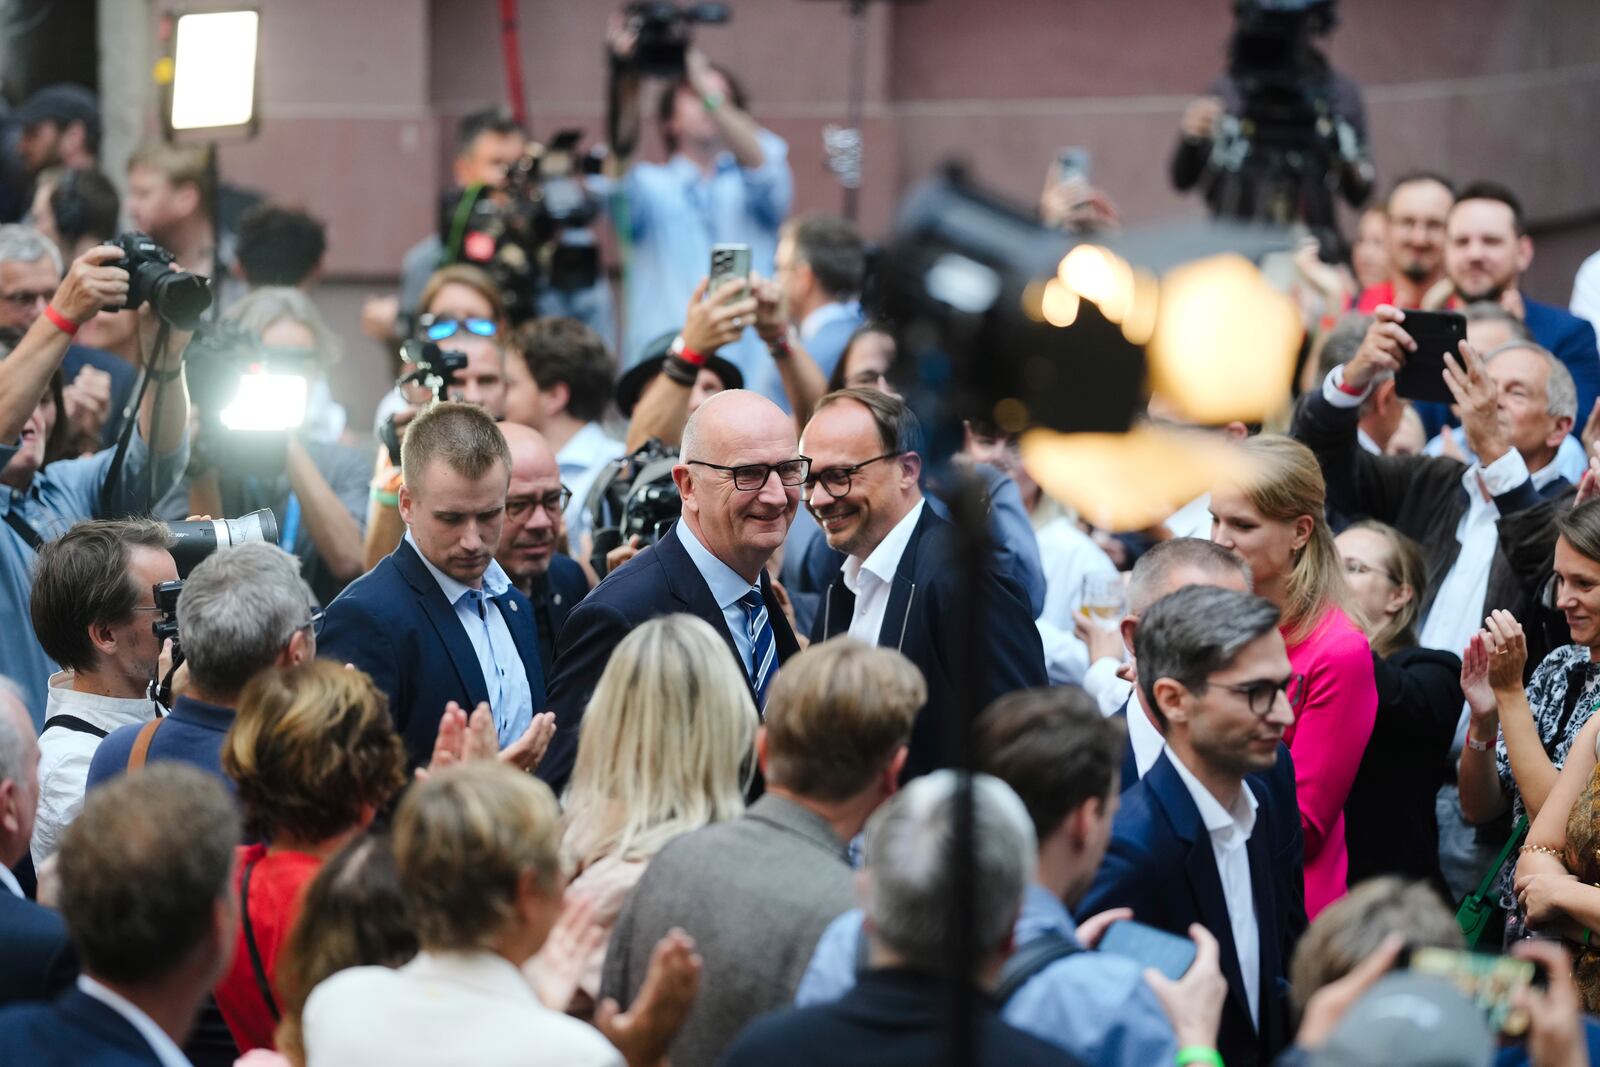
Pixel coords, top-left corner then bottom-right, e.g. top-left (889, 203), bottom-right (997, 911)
top-left (1212, 435), bottom-right (1377, 918)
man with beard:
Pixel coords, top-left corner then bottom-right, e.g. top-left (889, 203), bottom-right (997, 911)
top-left (1355, 172), bottom-right (1455, 313)
top-left (1445, 181), bottom-right (1600, 427)
top-left (495, 423), bottom-right (589, 678)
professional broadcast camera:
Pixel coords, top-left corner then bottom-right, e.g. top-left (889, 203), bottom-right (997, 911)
top-left (441, 130), bottom-right (605, 324)
top-left (183, 319), bottom-right (324, 477)
top-left (1205, 0), bottom-right (1371, 230)
top-left (622, 2), bottom-right (730, 77)
top-left (378, 339), bottom-right (468, 466)
top-left (102, 231), bottom-right (212, 330)
top-left (586, 439), bottom-right (682, 577)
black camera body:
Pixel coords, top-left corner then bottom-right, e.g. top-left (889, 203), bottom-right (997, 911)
top-left (378, 340), bottom-right (469, 465)
top-left (103, 231), bottom-right (212, 330)
top-left (624, 2), bottom-right (730, 77)
top-left (586, 439), bottom-right (683, 577)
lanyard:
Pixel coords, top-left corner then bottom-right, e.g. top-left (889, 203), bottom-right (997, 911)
top-left (279, 493), bottom-right (301, 554)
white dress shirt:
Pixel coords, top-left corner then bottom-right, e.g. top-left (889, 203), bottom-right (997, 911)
top-left (675, 519), bottom-right (761, 676)
top-left (558, 421), bottom-right (626, 540)
top-left (1083, 657), bottom-right (1134, 716)
top-left (406, 532), bottom-right (534, 747)
top-left (843, 500), bottom-right (925, 645)
top-left (0, 861), bottom-right (23, 899)
top-left (1125, 699), bottom-right (1167, 779)
top-left (1033, 510), bottom-right (1120, 685)
top-left (77, 975), bottom-right (193, 1067)
top-left (1166, 750), bottom-right (1261, 1029)
top-left (32, 671), bottom-right (154, 868)
top-left (303, 950), bottom-right (622, 1067)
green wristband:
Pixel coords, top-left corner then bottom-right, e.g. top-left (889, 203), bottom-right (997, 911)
top-left (370, 487), bottom-right (399, 508)
top-left (1176, 1047), bottom-right (1223, 1067)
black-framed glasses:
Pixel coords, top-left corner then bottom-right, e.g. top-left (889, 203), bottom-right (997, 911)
top-left (419, 314), bottom-right (498, 342)
top-left (506, 486), bottom-right (572, 520)
top-left (1211, 672), bottom-right (1306, 717)
top-left (308, 608), bottom-right (326, 636)
top-left (1342, 558), bottom-right (1398, 584)
top-left (0, 289), bottom-right (49, 309)
top-left (687, 458), bottom-right (811, 492)
top-left (804, 452), bottom-right (903, 496)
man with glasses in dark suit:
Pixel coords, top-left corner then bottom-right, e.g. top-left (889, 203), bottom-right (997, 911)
top-left (536, 389), bottom-right (805, 793)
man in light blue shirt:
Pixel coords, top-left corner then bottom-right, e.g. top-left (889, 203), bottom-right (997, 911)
top-left (773, 214), bottom-right (865, 380)
top-left (609, 38), bottom-right (793, 405)
top-left (0, 244), bottom-right (190, 723)
top-left (795, 686), bottom-right (1223, 1067)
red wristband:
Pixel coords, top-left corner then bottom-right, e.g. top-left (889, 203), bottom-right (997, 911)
top-left (1334, 372), bottom-right (1366, 397)
top-left (42, 304), bottom-right (79, 337)
top-left (671, 337), bottom-right (707, 367)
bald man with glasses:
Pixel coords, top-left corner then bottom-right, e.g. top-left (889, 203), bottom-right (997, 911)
top-left (536, 389), bottom-right (805, 794)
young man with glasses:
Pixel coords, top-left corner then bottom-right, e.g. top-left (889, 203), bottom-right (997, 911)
top-left (799, 387), bottom-right (1046, 780)
top-left (1079, 584), bottom-right (1306, 1067)
top-left (537, 389), bottom-right (804, 794)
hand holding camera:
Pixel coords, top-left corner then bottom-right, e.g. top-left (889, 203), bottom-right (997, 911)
top-left (51, 244), bottom-right (130, 325)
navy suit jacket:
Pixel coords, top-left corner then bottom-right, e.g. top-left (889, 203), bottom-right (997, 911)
top-left (1526, 297), bottom-right (1600, 426)
top-left (1078, 750), bottom-right (1299, 1067)
top-left (537, 521), bottom-right (800, 794)
top-left (0, 889), bottom-right (75, 1006)
top-left (316, 538), bottom-right (546, 769)
top-left (0, 986), bottom-right (164, 1066)
top-left (811, 504), bottom-right (1047, 781)
top-left (527, 553), bottom-right (589, 679)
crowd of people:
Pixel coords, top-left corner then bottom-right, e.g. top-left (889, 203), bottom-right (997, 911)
top-left (4, 23), bottom-right (1600, 1067)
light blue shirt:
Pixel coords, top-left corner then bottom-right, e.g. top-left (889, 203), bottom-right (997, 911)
top-left (674, 518), bottom-right (757, 676)
top-left (0, 430), bottom-right (188, 726)
top-left (404, 531), bottom-right (534, 747)
top-left (557, 420), bottom-right (625, 542)
top-left (798, 299), bottom-right (863, 379)
top-left (619, 129), bottom-right (794, 406)
top-left (794, 884), bottom-right (1178, 1067)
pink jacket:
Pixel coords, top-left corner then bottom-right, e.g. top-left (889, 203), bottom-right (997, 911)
top-left (1284, 606), bottom-right (1376, 918)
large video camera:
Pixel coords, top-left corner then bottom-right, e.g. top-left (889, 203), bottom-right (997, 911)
top-left (586, 439), bottom-right (683, 577)
top-left (1207, 0), bottom-right (1369, 228)
top-left (622, 2), bottom-right (730, 77)
top-left (102, 231), bottom-right (212, 330)
top-left (441, 130), bottom-right (605, 325)
top-left (183, 319), bottom-right (317, 477)
top-left (378, 339), bottom-right (468, 465)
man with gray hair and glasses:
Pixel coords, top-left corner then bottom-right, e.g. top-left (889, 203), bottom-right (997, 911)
top-left (84, 542), bottom-right (317, 791)
top-left (1079, 585), bottom-right (1303, 1067)
top-left (722, 770), bottom-right (1082, 1066)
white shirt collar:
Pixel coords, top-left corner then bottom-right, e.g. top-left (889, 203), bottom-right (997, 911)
top-left (1165, 747), bottom-right (1258, 847)
top-left (77, 975), bottom-right (193, 1067)
top-left (44, 672), bottom-right (153, 732)
top-left (1356, 427), bottom-right (1382, 455)
top-left (799, 299), bottom-right (861, 343)
top-left (675, 518), bottom-right (759, 610)
top-left (842, 499), bottom-right (924, 596)
top-left (404, 530), bottom-right (511, 602)
top-left (1126, 695), bottom-right (1167, 778)
top-left (556, 421), bottom-right (623, 471)
top-left (403, 949), bottom-right (544, 1005)
top-left (0, 862), bottom-right (22, 899)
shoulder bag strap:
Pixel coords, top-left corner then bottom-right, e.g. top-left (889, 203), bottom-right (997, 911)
top-left (240, 854), bottom-right (282, 1023)
top-left (993, 931), bottom-right (1084, 1003)
top-left (3, 508), bottom-right (44, 550)
top-left (40, 714), bottom-right (110, 739)
top-left (126, 718), bottom-right (163, 772)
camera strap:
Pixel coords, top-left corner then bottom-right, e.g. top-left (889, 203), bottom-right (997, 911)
top-left (240, 853), bottom-right (282, 1023)
top-left (2, 508), bottom-right (43, 550)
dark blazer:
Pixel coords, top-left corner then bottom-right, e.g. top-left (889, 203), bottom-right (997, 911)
top-left (811, 504), bottom-right (1048, 780)
top-left (537, 522), bottom-right (799, 794)
top-left (1526, 297), bottom-right (1600, 427)
top-left (526, 553), bottom-right (589, 680)
top-left (718, 967), bottom-right (1082, 1067)
top-left (1111, 700), bottom-right (1309, 947)
top-left (0, 888), bottom-right (75, 1005)
top-left (1078, 751), bottom-right (1298, 1067)
top-left (316, 538), bottom-right (546, 769)
top-left (0, 985), bottom-right (165, 1066)
top-left (1343, 647), bottom-right (1462, 891)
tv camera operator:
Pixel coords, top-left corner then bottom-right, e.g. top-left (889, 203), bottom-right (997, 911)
top-left (606, 3), bottom-right (795, 406)
top-left (1171, 0), bottom-right (1374, 251)
top-left (365, 109), bottom-right (617, 350)
top-left (0, 236), bottom-right (203, 720)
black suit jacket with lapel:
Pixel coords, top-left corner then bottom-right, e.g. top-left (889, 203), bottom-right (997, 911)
top-left (316, 538), bottom-right (547, 770)
top-left (810, 504), bottom-right (1047, 780)
top-left (1077, 750), bottom-right (1297, 1067)
top-left (537, 521), bottom-right (800, 794)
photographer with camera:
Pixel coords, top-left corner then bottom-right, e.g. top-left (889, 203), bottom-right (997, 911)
top-left (27, 518), bottom-right (175, 869)
top-left (364, 264), bottom-right (512, 571)
top-left (1170, 0), bottom-right (1373, 243)
top-left (180, 287), bottom-right (371, 605)
top-left (0, 241), bottom-right (192, 718)
top-left (607, 6), bottom-right (794, 406)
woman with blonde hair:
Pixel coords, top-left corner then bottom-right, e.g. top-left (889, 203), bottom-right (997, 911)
top-left (1211, 433), bottom-right (1377, 917)
top-left (554, 612), bottom-right (758, 1015)
top-left (215, 660), bottom-right (409, 1054)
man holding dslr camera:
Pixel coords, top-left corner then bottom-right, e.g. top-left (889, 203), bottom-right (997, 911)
top-left (0, 242), bottom-right (191, 719)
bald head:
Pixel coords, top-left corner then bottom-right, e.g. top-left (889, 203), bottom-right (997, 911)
top-left (500, 421), bottom-right (559, 483)
top-left (497, 422), bottom-right (567, 584)
top-left (0, 675), bottom-right (38, 869)
top-left (681, 389), bottom-right (796, 464)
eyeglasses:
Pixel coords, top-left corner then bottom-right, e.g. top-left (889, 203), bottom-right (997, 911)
top-left (803, 452), bottom-right (903, 496)
top-left (418, 314), bottom-right (498, 342)
top-left (1342, 558), bottom-right (1398, 584)
top-left (307, 608), bottom-right (325, 635)
top-left (0, 290), bottom-right (50, 309)
top-left (687, 458), bottom-right (811, 492)
top-left (1210, 673), bottom-right (1306, 717)
top-left (506, 487), bottom-right (573, 520)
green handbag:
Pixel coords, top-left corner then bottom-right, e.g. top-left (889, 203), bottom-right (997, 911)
top-left (1456, 815), bottom-right (1528, 949)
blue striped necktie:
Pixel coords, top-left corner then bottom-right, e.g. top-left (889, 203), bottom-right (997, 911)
top-left (741, 587), bottom-right (776, 710)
